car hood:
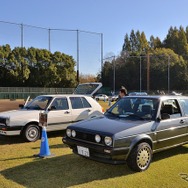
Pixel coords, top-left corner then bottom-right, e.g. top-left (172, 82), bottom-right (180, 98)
top-left (0, 109), bottom-right (41, 119)
top-left (69, 116), bottom-right (154, 136)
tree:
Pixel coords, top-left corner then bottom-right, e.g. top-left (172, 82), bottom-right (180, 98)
top-left (149, 35), bottom-right (162, 50)
top-left (0, 45), bottom-right (78, 87)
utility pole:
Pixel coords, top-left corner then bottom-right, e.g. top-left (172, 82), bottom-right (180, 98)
top-left (21, 23), bottom-right (24, 47)
top-left (168, 56), bottom-right (170, 94)
top-left (147, 53), bottom-right (150, 93)
top-left (77, 30), bottom-right (79, 83)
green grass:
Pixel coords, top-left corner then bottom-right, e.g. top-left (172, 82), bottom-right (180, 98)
top-left (0, 101), bottom-right (188, 188)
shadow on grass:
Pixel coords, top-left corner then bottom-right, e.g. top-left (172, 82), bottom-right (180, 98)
top-left (0, 135), bottom-right (24, 145)
top-left (0, 130), bottom-right (66, 145)
top-left (153, 144), bottom-right (188, 162)
top-left (1, 154), bottom-right (133, 188)
top-left (1, 145), bottom-right (188, 187)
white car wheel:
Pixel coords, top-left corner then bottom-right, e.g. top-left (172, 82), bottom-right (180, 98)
top-left (22, 124), bottom-right (41, 142)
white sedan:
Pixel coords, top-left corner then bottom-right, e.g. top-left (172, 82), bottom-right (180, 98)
top-left (95, 94), bottom-right (109, 101)
top-left (0, 83), bottom-right (104, 142)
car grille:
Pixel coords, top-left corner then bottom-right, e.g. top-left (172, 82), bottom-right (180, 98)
top-left (76, 131), bottom-right (96, 142)
top-left (0, 117), bottom-right (6, 125)
top-left (73, 131), bottom-right (105, 146)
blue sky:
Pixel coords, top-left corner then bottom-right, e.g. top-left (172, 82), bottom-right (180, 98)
top-left (0, 0), bottom-right (188, 75)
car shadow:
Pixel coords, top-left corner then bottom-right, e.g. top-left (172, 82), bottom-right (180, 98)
top-left (1, 154), bottom-right (133, 188)
top-left (0, 135), bottom-right (24, 145)
top-left (152, 144), bottom-right (188, 162)
top-left (0, 130), bottom-right (66, 145)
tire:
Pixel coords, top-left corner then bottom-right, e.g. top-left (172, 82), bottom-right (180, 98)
top-left (127, 142), bottom-right (152, 172)
top-left (22, 124), bottom-right (41, 142)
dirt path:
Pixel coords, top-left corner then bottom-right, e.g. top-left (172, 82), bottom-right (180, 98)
top-left (0, 100), bottom-right (25, 112)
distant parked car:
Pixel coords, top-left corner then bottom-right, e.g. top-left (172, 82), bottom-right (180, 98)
top-left (0, 83), bottom-right (104, 142)
top-left (170, 91), bottom-right (182, 96)
top-left (63, 95), bottom-right (188, 172)
top-left (95, 94), bottom-right (108, 101)
top-left (111, 95), bottom-right (119, 102)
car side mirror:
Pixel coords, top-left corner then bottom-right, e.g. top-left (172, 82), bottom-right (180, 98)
top-left (161, 113), bottom-right (170, 120)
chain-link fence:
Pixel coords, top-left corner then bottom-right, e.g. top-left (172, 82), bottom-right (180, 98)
top-left (0, 87), bottom-right (74, 99)
top-left (102, 54), bottom-right (187, 95)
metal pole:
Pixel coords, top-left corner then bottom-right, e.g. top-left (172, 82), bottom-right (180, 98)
top-left (113, 56), bottom-right (116, 94)
top-left (168, 56), bottom-right (170, 94)
top-left (140, 56), bottom-right (142, 92)
top-left (147, 53), bottom-right (150, 93)
top-left (48, 28), bottom-right (51, 52)
top-left (77, 30), bottom-right (79, 83)
top-left (101, 33), bottom-right (103, 78)
top-left (21, 23), bottom-right (23, 47)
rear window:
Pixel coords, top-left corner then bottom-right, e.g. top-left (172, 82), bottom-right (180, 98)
top-left (70, 97), bottom-right (91, 109)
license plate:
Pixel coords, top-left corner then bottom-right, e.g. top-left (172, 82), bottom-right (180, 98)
top-left (77, 146), bottom-right (90, 157)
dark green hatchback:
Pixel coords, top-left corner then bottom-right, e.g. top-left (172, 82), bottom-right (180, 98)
top-left (63, 95), bottom-right (188, 171)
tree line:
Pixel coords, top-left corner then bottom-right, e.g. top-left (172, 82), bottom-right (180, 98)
top-left (101, 26), bottom-right (188, 93)
top-left (0, 46), bottom-right (77, 87)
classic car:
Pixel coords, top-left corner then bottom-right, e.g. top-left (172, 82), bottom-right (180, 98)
top-left (63, 95), bottom-right (188, 171)
top-left (0, 83), bottom-right (104, 142)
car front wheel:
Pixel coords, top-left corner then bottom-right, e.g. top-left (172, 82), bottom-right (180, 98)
top-left (127, 142), bottom-right (152, 172)
top-left (22, 124), bottom-right (41, 142)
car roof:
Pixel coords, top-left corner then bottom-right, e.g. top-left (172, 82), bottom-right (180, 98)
top-left (36, 94), bottom-right (91, 98)
top-left (124, 95), bottom-right (188, 100)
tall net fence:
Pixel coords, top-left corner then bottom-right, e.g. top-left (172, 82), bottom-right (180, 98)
top-left (103, 54), bottom-right (186, 95)
top-left (0, 21), bottom-right (103, 75)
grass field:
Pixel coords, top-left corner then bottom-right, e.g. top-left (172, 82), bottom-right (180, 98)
top-left (0, 101), bottom-right (188, 188)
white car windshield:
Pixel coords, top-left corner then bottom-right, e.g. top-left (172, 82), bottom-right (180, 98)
top-left (24, 96), bottom-right (53, 110)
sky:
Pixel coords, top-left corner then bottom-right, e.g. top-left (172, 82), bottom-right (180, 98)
top-left (0, 0), bottom-right (188, 75)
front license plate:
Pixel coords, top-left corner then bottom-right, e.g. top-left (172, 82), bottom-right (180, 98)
top-left (77, 146), bottom-right (90, 157)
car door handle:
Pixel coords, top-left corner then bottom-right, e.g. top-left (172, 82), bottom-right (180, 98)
top-left (180, 119), bottom-right (186, 124)
top-left (64, 111), bottom-right (70, 114)
top-left (87, 109), bottom-right (91, 112)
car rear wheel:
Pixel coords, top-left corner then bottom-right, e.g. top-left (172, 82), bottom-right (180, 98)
top-left (127, 142), bottom-right (152, 172)
top-left (22, 124), bottom-right (41, 142)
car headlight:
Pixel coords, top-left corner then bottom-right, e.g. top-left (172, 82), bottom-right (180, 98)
top-left (5, 117), bottom-right (10, 126)
top-left (72, 130), bottom-right (76, 137)
top-left (104, 136), bottom-right (112, 146)
top-left (95, 134), bottom-right (101, 143)
top-left (66, 129), bottom-right (72, 137)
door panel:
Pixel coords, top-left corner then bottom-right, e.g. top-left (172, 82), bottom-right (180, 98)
top-left (46, 97), bottom-right (73, 131)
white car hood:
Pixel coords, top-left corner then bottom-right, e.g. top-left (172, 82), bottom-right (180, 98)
top-left (0, 109), bottom-right (42, 126)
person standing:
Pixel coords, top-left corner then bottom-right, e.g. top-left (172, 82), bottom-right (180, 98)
top-left (119, 86), bottom-right (128, 99)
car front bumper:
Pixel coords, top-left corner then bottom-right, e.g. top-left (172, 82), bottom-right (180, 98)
top-left (0, 125), bottom-right (21, 136)
top-left (63, 136), bottom-right (130, 164)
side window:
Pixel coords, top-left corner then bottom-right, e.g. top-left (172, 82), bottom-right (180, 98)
top-left (160, 99), bottom-right (181, 119)
top-left (70, 97), bottom-right (83, 109)
top-left (51, 98), bottom-right (69, 110)
top-left (81, 97), bottom-right (91, 108)
top-left (179, 99), bottom-right (188, 116)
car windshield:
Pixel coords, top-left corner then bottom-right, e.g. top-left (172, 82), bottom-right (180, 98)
top-left (106, 97), bottom-right (159, 120)
top-left (24, 96), bottom-right (53, 110)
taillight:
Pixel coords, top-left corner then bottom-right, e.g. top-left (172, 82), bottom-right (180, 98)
top-left (102, 107), bottom-right (104, 113)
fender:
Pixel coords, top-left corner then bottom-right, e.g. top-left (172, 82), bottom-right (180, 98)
top-left (127, 134), bottom-right (153, 157)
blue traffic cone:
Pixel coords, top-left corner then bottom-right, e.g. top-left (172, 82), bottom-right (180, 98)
top-left (38, 127), bottom-right (51, 158)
